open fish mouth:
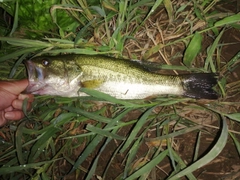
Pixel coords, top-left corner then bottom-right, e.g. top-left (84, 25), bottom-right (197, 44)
top-left (25, 60), bottom-right (35, 81)
top-left (25, 60), bottom-right (45, 81)
top-left (24, 60), bottom-right (46, 93)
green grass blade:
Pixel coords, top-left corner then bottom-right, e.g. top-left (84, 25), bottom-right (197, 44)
top-left (42, 48), bottom-right (117, 55)
top-left (183, 32), bottom-right (202, 67)
top-left (102, 138), bottom-right (124, 179)
top-left (69, 109), bottom-right (132, 174)
top-left (168, 150), bottom-right (197, 179)
top-left (145, 125), bottom-right (202, 142)
top-left (102, 0), bottom-right (118, 12)
top-left (163, 0), bottom-right (174, 22)
top-left (63, 120), bottom-right (137, 139)
top-left (0, 37), bottom-right (53, 47)
top-left (145, 0), bottom-right (163, 20)
top-left (15, 122), bottom-right (26, 165)
top-left (69, 133), bottom-right (103, 174)
top-left (86, 124), bottom-right (125, 140)
top-left (28, 113), bottom-right (77, 162)
top-left (204, 29), bottom-right (224, 72)
top-left (9, 53), bottom-right (27, 78)
top-left (62, 106), bottom-right (111, 123)
top-left (214, 14), bottom-right (240, 27)
top-left (225, 113), bottom-right (240, 122)
top-left (0, 47), bottom-right (43, 62)
top-left (168, 139), bottom-right (177, 171)
top-left (123, 136), bottom-right (143, 178)
top-left (0, 159), bottom-right (60, 174)
top-left (9, 0), bottom-right (18, 36)
top-left (28, 128), bottom-right (59, 162)
top-left (120, 106), bottom-right (155, 153)
top-left (86, 127), bottom-right (120, 180)
top-left (168, 115), bottom-right (228, 179)
top-left (129, 0), bottom-right (153, 10)
top-left (52, 112), bottom-right (77, 125)
top-left (193, 131), bottom-right (201, 162)
top-left (229, 132), bottom-right (240, 157)
top-left (85, 154), bottom-right (100, 180)
top-left (125, 149), bottom-right (168, 180)
top-left (157, 64), bottom-right (206, 72)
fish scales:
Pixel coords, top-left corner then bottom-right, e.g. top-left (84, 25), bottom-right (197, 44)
top-left (74, 55), bottom-right (182, 85)
top-left (74, 55), bottom-right (184, 99)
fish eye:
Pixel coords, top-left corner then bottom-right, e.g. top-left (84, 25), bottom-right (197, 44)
top-left (76, 66), bottom-right (81, 71)
top-left (42, 59), bottom-right (49, 66)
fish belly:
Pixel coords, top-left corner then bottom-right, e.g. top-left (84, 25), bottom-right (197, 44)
top-left (95, 81), bottom-right (184, 99)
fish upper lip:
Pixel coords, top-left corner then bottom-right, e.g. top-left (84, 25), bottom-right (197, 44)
top-left (24, 60), bottom-right (35, 81)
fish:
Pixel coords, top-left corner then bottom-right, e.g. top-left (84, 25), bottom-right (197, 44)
top-left (25, 54), bottom-right (219, 99)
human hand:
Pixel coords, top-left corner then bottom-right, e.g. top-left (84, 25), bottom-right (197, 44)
top-left (0, 79), bottom-right (34, 127)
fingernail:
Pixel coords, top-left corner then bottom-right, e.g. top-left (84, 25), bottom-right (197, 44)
top-left (18, 94), bottom-right (34, 102)
top-left (5, 112), bottom-right (14, 120)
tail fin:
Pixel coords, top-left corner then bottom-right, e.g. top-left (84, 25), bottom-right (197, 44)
top-left (181, 73), bottom-right (219, 99)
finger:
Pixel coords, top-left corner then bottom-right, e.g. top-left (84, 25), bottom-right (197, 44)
top-left (0, 79), bottom-right (29, 95)
top-left (12, 99), bottom-right (32, 111)
top-left (18, 93), bottom-right (34, 102)
top-left (5, 110), bottom-right (25, 121)
top-left (0, 89), bottom-right (16, 109)
top-left (0, 111), bottom-right (8, 127)
top-left (4, 106), bottom-right (14, 112)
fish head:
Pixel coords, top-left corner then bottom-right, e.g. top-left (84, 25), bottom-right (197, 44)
top-left (25, 56), bottom-right (82, 96)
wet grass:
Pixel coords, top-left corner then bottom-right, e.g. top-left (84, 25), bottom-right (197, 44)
top-left (0, 0), bottom-right (240, 179)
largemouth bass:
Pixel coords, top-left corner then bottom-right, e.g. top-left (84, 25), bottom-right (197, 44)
top-left (25, 55), bottom-right (218, 99)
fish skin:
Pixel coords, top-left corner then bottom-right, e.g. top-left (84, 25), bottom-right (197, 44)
top-left (25, 54), bottom-right (218, 99)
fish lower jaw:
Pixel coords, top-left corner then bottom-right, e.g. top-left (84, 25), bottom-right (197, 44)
top-left (26, 82), bottom-right (74, 97)
top-left (29, 87), bottom-right (79, 97)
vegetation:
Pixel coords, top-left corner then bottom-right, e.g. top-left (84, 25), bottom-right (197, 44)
top-left (0, 0), bottom-right (240, 179)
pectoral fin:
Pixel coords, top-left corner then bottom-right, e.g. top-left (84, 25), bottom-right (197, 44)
top-left (81, 79), bottom-right (104, 89)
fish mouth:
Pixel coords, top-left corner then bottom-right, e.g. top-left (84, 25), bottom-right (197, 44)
top-left (24, 60), bottom-right (46, 93)
top-left (25, 60), bottom-right (35, 81)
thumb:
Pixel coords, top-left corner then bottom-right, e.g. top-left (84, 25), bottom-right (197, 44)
top-left (0, 79), bottom-right (29, 95)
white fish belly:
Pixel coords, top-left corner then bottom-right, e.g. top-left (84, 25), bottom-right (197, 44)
top-left (96, 81), bottom-right (184, 99)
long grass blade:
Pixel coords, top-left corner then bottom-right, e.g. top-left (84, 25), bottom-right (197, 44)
top-left (0, 159), bottom-right (60, 174)
top-left (125, 150), bottom-right (168, 180)
top-left (69, 109), bottom-right (132, 174)
top-left (168, 115), bottom-right (228, 179)
top-left (183, 32), bottom-right (202, 67)
top-left (204, 28), bottom-right (224, 72)
top-left (9, 0), bottom-right (18, 36)
top-left (120, 106), bottom-right (155, 153)
top-left (214, 14), bottom-right (240, 27)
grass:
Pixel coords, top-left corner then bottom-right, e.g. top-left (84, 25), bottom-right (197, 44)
top-left (0, 0), bottom-right (240, 179)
